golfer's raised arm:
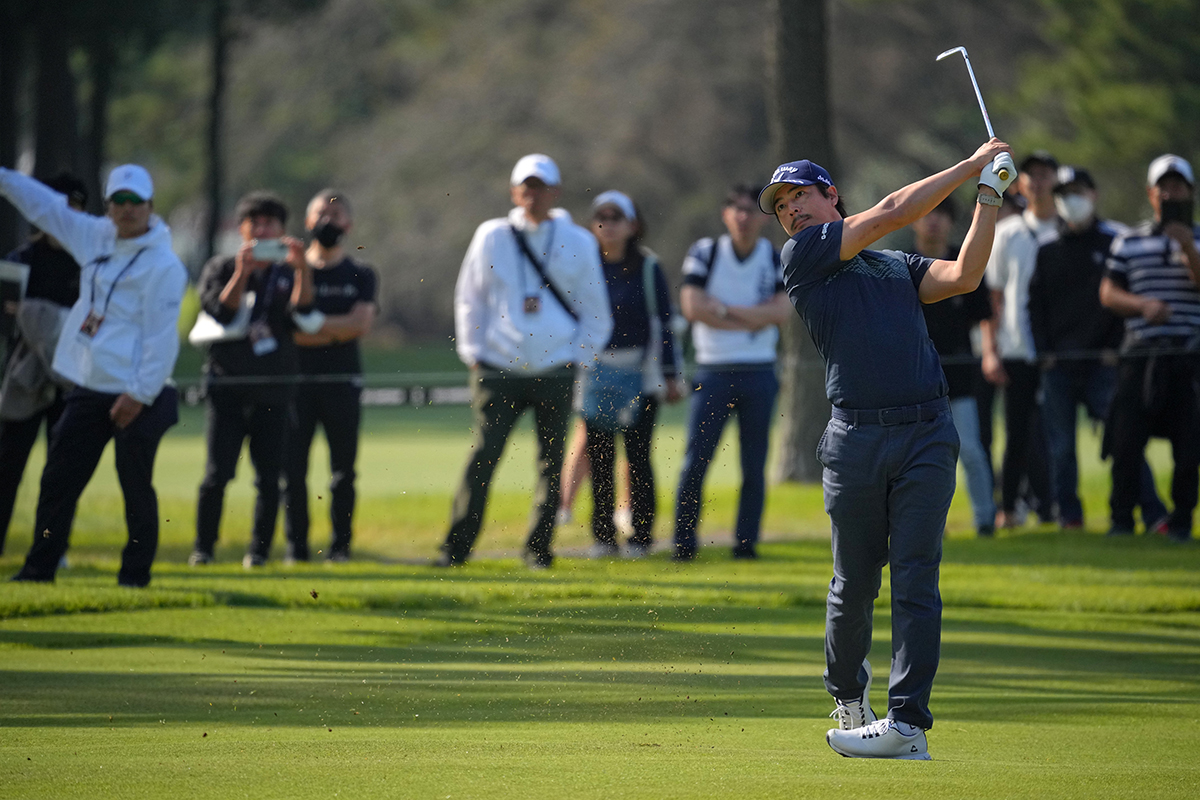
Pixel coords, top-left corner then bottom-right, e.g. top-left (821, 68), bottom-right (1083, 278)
top-left (838, 139), bottom-right (1014, 262)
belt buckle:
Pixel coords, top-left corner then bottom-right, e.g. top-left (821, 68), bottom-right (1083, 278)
top-left (879, 408), bottom-right (899, 426)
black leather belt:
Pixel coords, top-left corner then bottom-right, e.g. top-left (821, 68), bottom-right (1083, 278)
top-left (831, 397), bottom-right (949, 426)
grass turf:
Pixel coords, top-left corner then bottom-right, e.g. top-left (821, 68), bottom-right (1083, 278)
top-left (1, 401), bottom-right (1198, 798)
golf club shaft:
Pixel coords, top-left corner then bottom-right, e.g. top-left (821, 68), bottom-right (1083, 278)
top-left (960, 52), bottom-right (996, 139)
top-left (937, 46), bottom-right (1008, 181)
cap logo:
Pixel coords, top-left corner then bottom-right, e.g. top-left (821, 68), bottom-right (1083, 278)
top-left (773, 165), bottom-right (799, 181)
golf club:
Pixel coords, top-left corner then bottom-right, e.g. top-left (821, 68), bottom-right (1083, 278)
top-left (936, 45), bottom-right (1010, 182)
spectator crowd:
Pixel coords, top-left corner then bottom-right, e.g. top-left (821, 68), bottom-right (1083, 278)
top-left (0, 147), bottom-right (1196, 586)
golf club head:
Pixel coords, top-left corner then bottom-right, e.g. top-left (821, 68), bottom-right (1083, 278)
top-left (936, 46), bottom-right (967, 62)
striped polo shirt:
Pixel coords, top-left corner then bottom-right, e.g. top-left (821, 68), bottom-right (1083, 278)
top-left (1106, 221), bottom-right (1200, 345)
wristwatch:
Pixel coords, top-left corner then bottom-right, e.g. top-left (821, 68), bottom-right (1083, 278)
top-left (715, 302), bottom-right (730, 319)
top-left (977, 192), bottom-right (1003, 207)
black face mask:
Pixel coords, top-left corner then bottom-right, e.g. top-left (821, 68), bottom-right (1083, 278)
top-left (310, 221), bottom-right (344, 248)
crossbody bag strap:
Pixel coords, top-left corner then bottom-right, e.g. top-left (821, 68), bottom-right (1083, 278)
top-left (510, 223), bottom-right (579, 322)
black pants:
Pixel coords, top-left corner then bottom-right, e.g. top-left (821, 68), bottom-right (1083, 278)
top-left (1108, 353), bottom-right (1200, 534)
top-left (999, 360), bottom-right (1052, 518)
top-left (442, 368), bottom-right (573, 565)
top-left (16, 386), bottom-right (177, 586)
top-left (283, 381), bottom-right (362, 560)
top-left (194, 384), bottom-right (291, 559)
top-left (0, 394), bottom-right (65, 554)
top-left (585, 396), bottom-right (660, 547)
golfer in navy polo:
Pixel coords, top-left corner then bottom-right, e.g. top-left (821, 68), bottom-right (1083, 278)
top-left (759, 139), bottom-right (1016, 760)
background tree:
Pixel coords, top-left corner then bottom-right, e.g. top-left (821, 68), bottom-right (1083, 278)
top-left (1002, 0), bottom-right (1200, 223)
top-left (769, 0), bottom-right (838, 483)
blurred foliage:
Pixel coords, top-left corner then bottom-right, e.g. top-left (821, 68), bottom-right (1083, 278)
top-left (67, 0), bottom-right (1200, 337)
top-left (1000, 0), bottom-right (1200, 222)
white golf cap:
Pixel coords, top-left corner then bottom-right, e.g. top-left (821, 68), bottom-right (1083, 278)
top-left (590, 190), bottom-right (637, 221)
top-left (1147, 154), bottom-right (1194, 188)
top-left (510, 154), bottom-right (561, 187)
top-left (104, 164), bottom-right (154, 201)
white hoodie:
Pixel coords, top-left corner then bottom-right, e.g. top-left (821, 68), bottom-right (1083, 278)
top-left (454, 207), bottom-right (611, 372)
top-left (0, 169), bottom-right (187, 404)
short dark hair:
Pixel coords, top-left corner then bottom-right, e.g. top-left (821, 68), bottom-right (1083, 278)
top-left (44, 172), bottom-right (88, 208)
top-left (817, 185), bottom-right (848, 219)
top-left (725, 184), bottom-right (763, 209)
top-left (235, 191), bottom-right (288, 225)
top-left (307, 188), bottom-right (352, 220)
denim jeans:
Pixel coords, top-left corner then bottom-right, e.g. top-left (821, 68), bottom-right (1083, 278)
top-left (1041, 364), bottom-right (1115, 524)
top-left (673, 365), bottom-right (778, 556)
top-left (1042, 363), bottom-right (1167, 526)
top-left (949, 396), bottom-right (996, 531)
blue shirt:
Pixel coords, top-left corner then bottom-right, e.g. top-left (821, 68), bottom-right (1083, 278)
top-left (780, 219), bottom-right (946, 409)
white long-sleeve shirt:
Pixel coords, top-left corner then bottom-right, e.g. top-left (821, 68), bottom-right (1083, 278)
top-left (984, 209), bottom-right (1059, 362)
top-left (0, 168), bottom-right (187, 404)
top-left (454, 207), bottom-right (611, 372)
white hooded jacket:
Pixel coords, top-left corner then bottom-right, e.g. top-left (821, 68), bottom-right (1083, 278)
top-left (454, 207), bottom-right (611, 372)
top-left (0, 168), bottom-right (187, 404)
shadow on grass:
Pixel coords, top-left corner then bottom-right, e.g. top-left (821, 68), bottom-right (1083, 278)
top-left (2, 597), bottom-right (1198, 731)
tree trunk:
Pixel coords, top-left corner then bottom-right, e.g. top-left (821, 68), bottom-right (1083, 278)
top-left (769, 0), bottom-right (837, 483)
top-left (82, 33), bottom-right (114, 216)
top-left (204, 0), bottom-right (229, 265)
top-left (0, 2), bottom-right (23, 253)
top-left (32, 11), bottom-right (81, 181)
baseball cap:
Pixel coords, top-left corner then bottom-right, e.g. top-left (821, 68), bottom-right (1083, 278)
top-left (1053, 165), bottom-right (1096, 194)
top-left (590, 190), bottom-right (636, 221)
top-left (1019, 151), bottom-right (1058, 172)
top-left (758, 160), bottom-right (835, 214)
top-left (1147, 154), bottom-right (1194, 188)
top-left (104, 164), bottom-right (154, 201)
top-left (510, 154), bottom-right (561, 187)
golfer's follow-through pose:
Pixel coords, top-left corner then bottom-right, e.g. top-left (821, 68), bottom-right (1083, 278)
top-left (759, 138), bottom-right (1016, 760)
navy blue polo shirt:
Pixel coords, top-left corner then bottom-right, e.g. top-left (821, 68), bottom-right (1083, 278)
top-left (781, 219), bottom-right (947, 409)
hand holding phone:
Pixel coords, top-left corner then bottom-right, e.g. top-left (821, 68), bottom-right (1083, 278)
top-left (251, 238), bottom-right (289, 262)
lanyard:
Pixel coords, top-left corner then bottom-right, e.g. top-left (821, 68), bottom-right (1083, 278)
top-left (88, 248), bottom-right (148, 318)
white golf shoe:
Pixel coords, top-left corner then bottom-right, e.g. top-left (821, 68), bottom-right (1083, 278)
top-left (826, 717), bottom-right (931, 760)
top-left (829, 659), bottom-right (877, 730)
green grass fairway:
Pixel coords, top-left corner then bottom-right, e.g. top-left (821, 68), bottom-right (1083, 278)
top-left (1, 402), bottom-right (1198, 798)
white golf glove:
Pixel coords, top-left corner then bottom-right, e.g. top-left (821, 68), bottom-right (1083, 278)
top-left (979, 153), bottom-right (1017, 195)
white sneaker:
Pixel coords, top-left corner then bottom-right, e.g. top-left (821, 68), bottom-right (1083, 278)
top-left (829, 659), bottom-right (877, 730)
top-left (826, 718), bottom-right (931, 760)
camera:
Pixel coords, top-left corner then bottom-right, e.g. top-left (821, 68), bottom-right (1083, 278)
top-left (251, 239), bottom-right (289, 262)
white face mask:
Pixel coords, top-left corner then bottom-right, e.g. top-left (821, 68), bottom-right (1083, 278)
top-left (1055, 193), bottom-right (1094, 225)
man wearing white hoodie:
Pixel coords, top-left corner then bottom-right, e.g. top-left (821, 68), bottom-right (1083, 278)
top-left (0, 164), bottom-right (187, 587)
top-left (438, 154), bottom-right (611, 568)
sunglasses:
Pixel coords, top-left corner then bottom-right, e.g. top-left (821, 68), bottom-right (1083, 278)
top-left (593, 210), bottom-right (626, 224)
top-left (109, 192), bottom-right (146, 206)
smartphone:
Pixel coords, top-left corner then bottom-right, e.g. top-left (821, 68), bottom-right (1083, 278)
top-left (251, 238), bottom-right (288, 262)
top-left (1160, 199), bottom-right (1194, 227)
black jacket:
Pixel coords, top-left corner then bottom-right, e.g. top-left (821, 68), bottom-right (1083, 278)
top-left (1029, 218), bottom-right (1125, 358)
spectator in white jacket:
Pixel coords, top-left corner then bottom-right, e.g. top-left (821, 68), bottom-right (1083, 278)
top-left (0, 164), bottom-right (187, 587)
top-left (437, 154), bottom-right (611, 568)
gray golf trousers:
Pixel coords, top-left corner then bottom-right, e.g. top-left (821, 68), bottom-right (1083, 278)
top-left (818, 399), bottom-right (958, 730)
